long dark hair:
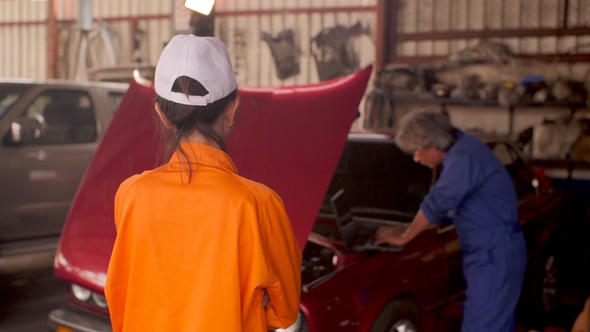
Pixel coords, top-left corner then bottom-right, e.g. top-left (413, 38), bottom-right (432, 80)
top-left (155, 76), bottom-right (238, 181)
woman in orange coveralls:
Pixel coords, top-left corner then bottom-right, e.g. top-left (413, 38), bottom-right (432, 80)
top-left (104, 35), bottom-right (302, 332)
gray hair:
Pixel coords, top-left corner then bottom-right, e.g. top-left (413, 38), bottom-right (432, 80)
top-left (395, 109), bottom-right (456, 153)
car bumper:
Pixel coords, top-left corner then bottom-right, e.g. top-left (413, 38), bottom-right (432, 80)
top-left (47, 303), bottom-right (301, 332)
top-left (0, 237), bottom-right (57, 275)
top-left (47, 303), bottom-right (112, 332)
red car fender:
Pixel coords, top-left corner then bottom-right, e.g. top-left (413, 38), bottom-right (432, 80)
top-left (356, 290), bottom-right (415, 332)
top-left (300, 227), bottom-right (457, 331)
top-left (300, 256), bottom-right (414, 331)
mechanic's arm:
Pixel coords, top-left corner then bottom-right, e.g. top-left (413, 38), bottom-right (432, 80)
top-left (376, 151), bottom-right (473, 247)
top-left (374, 209), bottom-right (432, 246)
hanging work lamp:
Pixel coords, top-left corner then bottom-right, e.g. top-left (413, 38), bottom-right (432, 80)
top-left (184, 0), bottom-right (215, 16)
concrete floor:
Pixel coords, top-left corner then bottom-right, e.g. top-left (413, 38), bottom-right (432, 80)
top-left (0, 261), bottom-right (67, 332)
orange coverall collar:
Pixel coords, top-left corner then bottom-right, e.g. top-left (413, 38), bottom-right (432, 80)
top-left (168, 141), bottom-right (238, 175)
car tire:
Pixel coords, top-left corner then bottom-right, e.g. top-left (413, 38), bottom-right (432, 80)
top-left (370, 295), bottom-right (422, 332)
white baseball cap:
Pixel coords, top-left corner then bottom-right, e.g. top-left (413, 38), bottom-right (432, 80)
top-left (154, 35), bottom-right (237, 106)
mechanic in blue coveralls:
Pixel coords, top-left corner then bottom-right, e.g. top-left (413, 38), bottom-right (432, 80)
top-left (375, 109), bottom-right (527, 332)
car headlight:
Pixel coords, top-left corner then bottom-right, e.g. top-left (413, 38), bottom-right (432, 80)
top-left (70, 283), bottom-right (109, 310)
top-left (92, 292), bottom-right (108, 309)
top-left (71, 284), bottom-right (91, 301)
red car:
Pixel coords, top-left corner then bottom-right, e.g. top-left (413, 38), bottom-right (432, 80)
top-left (47, 67), bottom-right (370, 332)
top-left (298, 131), bottom-right (572, 331)
top-left (47, 67), bottom-right (583, 332)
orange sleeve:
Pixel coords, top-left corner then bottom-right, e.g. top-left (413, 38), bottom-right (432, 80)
top-left (105, 175), bottom-right (140, 332)
top-left (112, 174), bottom-right (140, 230)
top-left (259, 190), bottom-right (302, 330)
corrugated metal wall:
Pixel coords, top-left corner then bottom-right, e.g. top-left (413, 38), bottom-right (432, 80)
top-left (54, 0), bottom-right (171, 80)
top-left (0, 1), bottom-right (47, 79)
top-left (0, 0), bottom-right (377, 87)
top-left (215, 0), bottom-right (377, 86)
top-left (394, 0), bottom-right (590, 60)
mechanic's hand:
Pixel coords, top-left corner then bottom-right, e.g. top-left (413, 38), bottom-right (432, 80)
top-left (262, 290), bottom-right (269, 307)
top-left (374, 226), bottom-right (407, 246)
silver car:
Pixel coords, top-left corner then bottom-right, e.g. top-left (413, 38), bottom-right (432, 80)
top-left (0, 80), bottom-right (127, 275)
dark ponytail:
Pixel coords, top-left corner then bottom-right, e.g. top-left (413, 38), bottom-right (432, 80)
top-left (154, 76), bottom-right (238, 181)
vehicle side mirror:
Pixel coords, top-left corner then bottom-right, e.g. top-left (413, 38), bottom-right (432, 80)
top-left (8, 116), bottom-right (44, 144)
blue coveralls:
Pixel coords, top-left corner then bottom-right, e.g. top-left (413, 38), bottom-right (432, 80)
top-left (420, 131), bottom-right (527, 332)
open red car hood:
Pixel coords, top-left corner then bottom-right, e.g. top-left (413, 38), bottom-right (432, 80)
top-left (54, 66), bottom-right (372, 289)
